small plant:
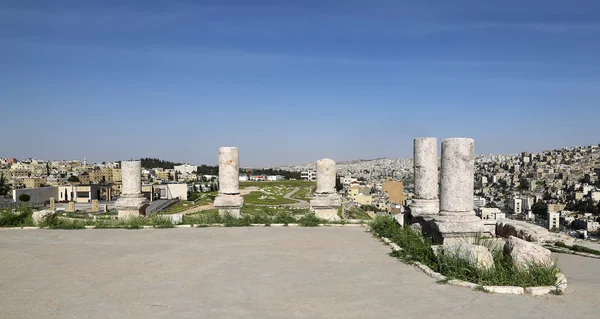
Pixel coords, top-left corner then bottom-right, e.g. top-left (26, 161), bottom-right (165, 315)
top-left (473, 286), bottom-right (489, 293)
top-left (298, 214), bottom-right (321, 227)
top-left (549, 288), bottom-right (563, 295)
top-left (437, 278), bottom-right (450, 284)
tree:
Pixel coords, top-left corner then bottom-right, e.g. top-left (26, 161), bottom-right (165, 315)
top-left (335, 175), bottom-right (343, 192)
top-left (0, 173), bottom-right (9, 196)
top-left (18, 193), bottom-right (31, 202)
top-left (532, 201), bottom-right (548, 218)
top-left (68, 175), bottom-right (80, 183)
top-left (518, 178), bottom-right (530, 191)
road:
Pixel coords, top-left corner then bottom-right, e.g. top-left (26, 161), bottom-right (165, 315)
top-left (0, 228), bottom-right (598, 319)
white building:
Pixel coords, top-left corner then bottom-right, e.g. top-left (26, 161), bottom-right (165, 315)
top-left (174, 164), bottom-right (198, 175)
top-left (547, 211), bottom-right (560, 231)
top-left (267, 175), bottom-right (285, 181)
top-left (301, 170), bottom-right (316, 181)
top-left (340, 176), bottom-right (358, 188)
top-left (473, 196), bottom-right (487, 208)
top-left (509, 197), bottom-right (522, 214)
top-left (239, 175), bottom-right (248, 182)
top-left (480, 207), bottom-right (505, 220)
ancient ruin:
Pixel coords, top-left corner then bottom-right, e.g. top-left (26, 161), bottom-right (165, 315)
top-left (310, 158), bottom-right (341, 221)
top-left (213, 147), bottom-right (244, 217)
top-left (115, 160), bottom-right (149, 219)
top-left (426, 138), bottom-right (491, 243)
top-left (410, 137), bottom-right (439, 222)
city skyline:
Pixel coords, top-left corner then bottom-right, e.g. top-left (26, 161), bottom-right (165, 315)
top-left (2, 0), bottom-right (600, 166)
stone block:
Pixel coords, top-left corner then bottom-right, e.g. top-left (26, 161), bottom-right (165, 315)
top-left (310, 193), bottom-right (341, 221)
top-left (49, 197), bottom-right (55, 211)
top-left (115, 196), bottom-right (149, 219)
top-left (525, 286), bottom-right (555, 296)
top-left (32, 209), bottom-right (56, 226)
top-left (91, 199), bottom-right (99, 212)
top-left (67, 202), bottom-right (75, 212)
top-left (214, 194), bottom-right (243, 218)
top-left (504, 236), bottom-right (553, 269)
top-left (496, 219), bottom-right (573, 244)
top-left (438, 242), bottom-right (495, 270)
top-left (483, 286), bottom-right (524, 294)
top-left (159, 213), bottom-right (183, 225)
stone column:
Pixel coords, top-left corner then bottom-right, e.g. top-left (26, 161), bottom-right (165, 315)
top-left (431, 138), bottom-right (490, 244)
top-left (115, 160), bottom-right (149, 219)
top-left (49, 197), bottom-right (55, 211)
top-left (67, 202), bottom-right (75, 212)
top-left (310, 158), bottom-right (341, 221)
top-left (410, 138), bottom-right (439, 220)
top-left (213, 147), bottom-right (244, 217)
top-left (91, 199), bottom-right (99, 212)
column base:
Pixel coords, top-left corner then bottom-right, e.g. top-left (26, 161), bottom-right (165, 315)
top-left (310, 194), bottom-right (341, 221)
top-left (214, 194), bottom-right (244, 218)
top-left (409, 198), bottom-right (439, 220)
top-left (115, 196), bottom-right (149, 219)
top-left (430, 212), bottom-right (492, 245)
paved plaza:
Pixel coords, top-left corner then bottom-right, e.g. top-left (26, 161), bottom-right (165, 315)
top-left (0, 228), bottom-right (599, 319)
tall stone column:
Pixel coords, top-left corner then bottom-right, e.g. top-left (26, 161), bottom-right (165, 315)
top-left (431, 138), bottom-right (490, 244)
top-left (115, 160), bottom-right (149, 219)
top-left (410, 137), bottom-right (439, 220)
top-left (310, 158), bottom-right (341, 221)
top-left (213, 147), bottom-right (244, 217)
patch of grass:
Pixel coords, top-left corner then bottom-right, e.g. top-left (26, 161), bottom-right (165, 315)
top-left (369, 216), bottom-right (559, 287)
top-left (0, 208), bottom-right (34, 227)
top-left (242, 191), bottom-right (297, 205)
top-left (571, 244), bottom-right (600, 256)
top-left (40, 217), bottom-right (86, 229)
top-left (549, 288), bottom-right (563, 295)
top-left (298, 213), bottom-right (321, 227)
top-left (473, 286), bottom-right (489, 293)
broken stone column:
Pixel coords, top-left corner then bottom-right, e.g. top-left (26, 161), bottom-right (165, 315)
top-left (310, 158), bottom-right (341, 221)
top-left (410, 137), bottom-right (439, 220)
top-left (213, 147), bottom-right (244, 218)
top-left (67, 202), bottom-right (75, 212)
top-left (49, 197), bottom-right (55, 211)
top-left (115, 160), bottom-right (149, 219)
top-left (91, 199), bottom-right (99, 212)
top-left (431, 138), bottom-right (490, 244)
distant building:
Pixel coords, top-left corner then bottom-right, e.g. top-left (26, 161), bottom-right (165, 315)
top-left (547, 211), bottom-right (560, 231)
top-left (174, 164), bottom-right (198, 175)
top-left (267, 175), bottom-right (285, 181)
top-left (382, 180), bottom-right (405, 205)
top-left (300, 170), bottom-right (316, 181)
top-left (509, 197), bottom-right (522, 214)
top-left (473, 196), bottom-right (487, 208)
top-left (480, 207), bottom-right (505, 220)
top-left (239, 175), bottom-right (248, 182)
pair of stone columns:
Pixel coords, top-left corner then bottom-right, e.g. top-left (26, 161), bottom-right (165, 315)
top-left (411, 138), bottom-right (489, 243)
top-left (115, 161), bottom-right (149, 219)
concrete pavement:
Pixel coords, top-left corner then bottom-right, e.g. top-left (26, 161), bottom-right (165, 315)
top-left (0, 228), bottom-right (598, 319)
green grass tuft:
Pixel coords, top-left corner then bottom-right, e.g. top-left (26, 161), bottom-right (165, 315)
top-left (369, 216), bottom-right (559, 287)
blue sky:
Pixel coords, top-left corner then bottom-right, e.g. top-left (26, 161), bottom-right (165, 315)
top-left (1, 0), bottom-right (599, 166)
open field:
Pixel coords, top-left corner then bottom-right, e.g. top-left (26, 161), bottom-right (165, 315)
top-left (241, 180), bottom-right (315, 205)
top-left (1, 228), bottom-right (599, 319)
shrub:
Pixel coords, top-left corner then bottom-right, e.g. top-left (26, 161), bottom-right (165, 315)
top-left (18, 194), bottom-right (31, 202)
top-left (0, 208), bottom-right (33, 227)
top-left (571, 245), bottom-right (600, 256)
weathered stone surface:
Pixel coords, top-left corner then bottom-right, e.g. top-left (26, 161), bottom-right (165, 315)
top-left (67, 202), bottom-right (75, 212)
top-left (496, 219), bottom-right (573, 244)
top-left (504, 236), bottom-right (553, 269)
top-left (410, 199), bottom-right (439, 218)
top-left (436, 242), bottom-right (495, 270)
top-left (214, 194), bottom-right (244, 218)
top-left (310, 193), bottom-right (341, 221)
top-left (49, 197), bottom-right (55, 211)
top-left (121, 161), bottom-right (142, 196)
top-left (32, 209), bottom-right (55, 226)
top-left (525, 286), bottom-right (555, 296)
top-left (413, 137), bottom-right (438, 200)
top-left (448, 279), bottom-right (478, 289)
top-left (315, 158), bottom-right (336, 194)
top-left (439, 138), bottom-right (475, 214)
top-left (115, 197), bottom-right (149, 219)
top-left (91, 199), bottom-right (99, 212)
top-left (218, 147), bottom-right (240, 195)
top-left (483, 286), bottom-right (524, 295)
